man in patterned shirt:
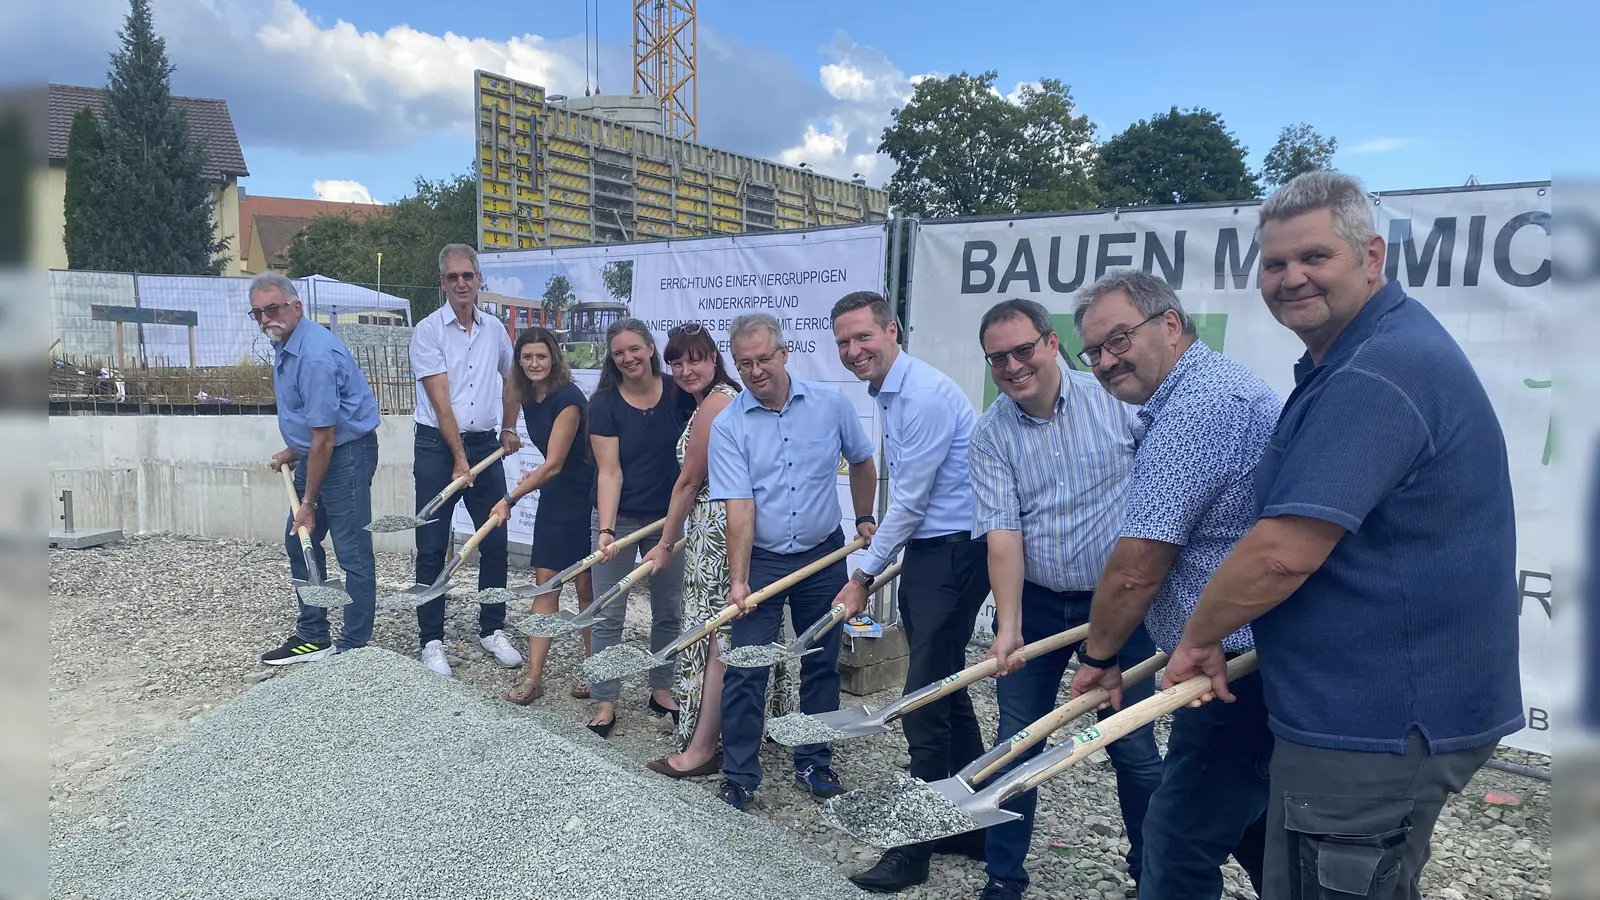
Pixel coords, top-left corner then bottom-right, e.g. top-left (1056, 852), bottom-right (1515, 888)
top-left (970, 297), bottom-right (1164, 900)
top-left (1066, 269), bottom-right (1281, 900)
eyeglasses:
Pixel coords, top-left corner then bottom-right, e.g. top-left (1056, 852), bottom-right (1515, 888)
top-left (734, 349), bottom-right (785, 373)
top-left (1077, 313), bottom-right (1165, 367)
top-left (984, 333), bottom-right (1048, 369)
top-left (443, 271), bottom-right (479, 284)
top-left (247, 302), bottom-right (296, 322)
top-left (668, 322), bottom-right (706, 337)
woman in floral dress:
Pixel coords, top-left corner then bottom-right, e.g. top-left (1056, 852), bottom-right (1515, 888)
top-left (642, 323), bottom-right (795, 777)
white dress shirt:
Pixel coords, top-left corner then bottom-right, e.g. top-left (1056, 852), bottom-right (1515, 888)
top-left (410, 302), bottom-right (514, 433)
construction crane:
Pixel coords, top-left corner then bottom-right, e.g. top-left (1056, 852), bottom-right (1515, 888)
top-left (632, 0), bottom-right (697, 141)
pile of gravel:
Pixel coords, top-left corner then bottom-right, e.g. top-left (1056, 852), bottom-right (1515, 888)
top-left (767, 711), bottom-right (853, 747)
top-left (294, 584), bottom-right (351, 608)
top-left (820, 773), bottom-right (981, 849)
top-left (49, 648), bottom-right (868, 900)
top-left (580, 643), bottom-right (657, 681)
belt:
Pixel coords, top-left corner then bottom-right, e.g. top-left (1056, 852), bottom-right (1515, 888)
top-left (906, 530), bottom-right (975, 551)
top-left (417, 423), bottom-right (498, 441)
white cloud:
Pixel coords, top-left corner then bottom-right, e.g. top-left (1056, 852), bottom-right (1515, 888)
top-left (313, 179), bottom-right (376, 204)
top-left (1347, 137), bottom-right (1412, 155)
top-left (772, 31), bottom-right (925, 185)
top-left (483, 275), bottom-right (524, 297)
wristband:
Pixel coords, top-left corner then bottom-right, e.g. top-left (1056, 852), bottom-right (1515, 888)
top-left (599, 528), bottom-right (616, 537)
top-left (855, 515), bottom-right (876, 527)
top-left (1077, 645), bottom-right (1119, 669)
top-left (502, 491), bottom-right (517, 508)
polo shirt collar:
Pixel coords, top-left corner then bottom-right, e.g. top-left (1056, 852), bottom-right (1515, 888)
top-left (868, 350), bottom-right (910, 399)
top-left (1293, 279), bottom-right (1405, 384)
top-left (1140, 339), bottom-right (1211, 424)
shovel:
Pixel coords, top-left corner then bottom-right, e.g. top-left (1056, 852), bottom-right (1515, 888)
top-left (723, 560), bottom-right (905, 669)
top-left (516, 536), bottom-right (689, 638)
top-left (765, 623), bottom-right (1091, 747)
top-left (366, 448), bottom-right (508, 533)
top-left (378, 510), bottom-right (506, 610)
top-left (581, 536), bottom-right (870, 683)
top-left (514, 517), bottom-right (667, 600)
top-left (279, 465), bottom-right (351, 608)
top-left (821, 652), bottom-right (1258, 849)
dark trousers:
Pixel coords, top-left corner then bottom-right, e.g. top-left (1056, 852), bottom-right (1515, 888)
top-left (413, 424), bottom-right (508, 647)
top-left (285, 431), bottom-right (378, 651)
top-left (897, 534), bottom-right (991, 862)
top-left (1141, 668), bottom-right (1272, 900)
top-left (986, 581), bottom-right (1164, 892)
top-left (721, 528), bottom-right (847, 793)
top-left (1263, 729), bottom-right (1495, 900)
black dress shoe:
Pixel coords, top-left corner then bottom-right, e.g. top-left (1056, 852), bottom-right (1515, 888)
top-left (934, 831), bottom-right (987, 861)
top-left (848, 849), bottom-right (930, 893)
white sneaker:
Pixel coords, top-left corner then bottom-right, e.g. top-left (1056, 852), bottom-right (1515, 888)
top-left (479, 629), bottom-right (525, 667)
top-left (421, 640), bottom-right (452, 676)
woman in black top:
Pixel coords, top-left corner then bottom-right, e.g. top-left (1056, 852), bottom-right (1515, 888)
top-left (584, 318), bottom-right (695, 736)
top-left (492, 327), bottom-right (597, 705)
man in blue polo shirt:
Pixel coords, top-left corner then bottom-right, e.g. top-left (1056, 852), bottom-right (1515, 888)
top-left (708, 312), bottom-right (878, 811)
top-left (251, 273), bottom-right (382, 665)
top-left (1165, 171), bottom-right (1522, 900)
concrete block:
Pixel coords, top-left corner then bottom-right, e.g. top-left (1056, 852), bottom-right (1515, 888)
top-left (49, 527), bottom-right (123, 549)
top-left (839, 625), bottom-right (910, 697)
top-left (840, 625), bottom-right (909, 666)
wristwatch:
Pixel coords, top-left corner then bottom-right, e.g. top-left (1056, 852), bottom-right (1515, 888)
top-left (1077, 645), bottom-right (1119, 669)
top-left (502, 491), bottom-right (517, 508)
top-left (855, 515), bottom-right (877, 527)
top-left (851, 568), bottom-right (876, 590)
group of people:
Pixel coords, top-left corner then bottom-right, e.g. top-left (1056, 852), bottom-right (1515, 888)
top-left (248, 170), bottom-right (1523, 900)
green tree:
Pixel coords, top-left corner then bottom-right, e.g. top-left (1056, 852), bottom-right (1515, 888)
top-left (284, 169), bottom-right (478, 322)
top-left (542, 273), bottom-right (576, 328)
top-left (600, 260), bottom-right (633, 305)
top-left (95, 0), bottom-right (230, 274)
top-left (880, 71), bottom-right (1099, 217)
top-left (0, 106), bottom-right (31, 266)
top-left (1097, 107), bottom-right (1260, 206)
top-left (64, 107), bottom-right (107, 270)
top-left (1261, 123), bottom-right (1338, 189)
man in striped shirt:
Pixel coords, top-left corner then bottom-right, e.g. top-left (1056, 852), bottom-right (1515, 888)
top-left (969, 298), bottom-right (1163, 900)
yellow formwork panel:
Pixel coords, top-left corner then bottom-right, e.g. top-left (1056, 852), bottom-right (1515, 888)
top-left (549, 171), bottom-right (589, 190)
top-left (713, 220), bottom-right (742, 234)
top-left (637, 220), bottom-right (673, 237)
top-left (675, 213), bottom-right (708, 227)
top-left (549, 156), bottom-right (589, 176)
top-left (549, 187), bottom-right (590, 206)
top-left (638, 159), bottom-right (672, 177)
top-left (713, 205), bottom-right (741, 221)
top-left (483, 214), bottom-right (514, 231)
top-left (549, 220), bottom-right (590, 238)
top-left (549, 137), bottom-right (591, 158)
top-left (712, 175), bottom-right (739, 191)
top-left (550, 204), bottom-right (592, 224)
top-left (637, 175), bottom-right (672, 193)
top-left (638, 190), bottom-right (672, 208)
top-left (549, 236), bottom-right (589, 247)
top-left (638, 206), bottom-right (671, 223)
top-left (483, 181), bottom-right (511, 198)
top-left (680, 170), bottom-right (708, 186)
top-left (481, 231), bottom-right (513, 249)
top-left (712, 190), bottom-right (738, 206)
top-left (515, 185), bottom-right (543, 203)
top-left (677, 185), bottom-right (708, 202)
top-left (514, 134), bottom-right (532, 151)
top-left (676, 198), bottom-right (708, 215)
top-left (514, 219), bottom-right (545, 236)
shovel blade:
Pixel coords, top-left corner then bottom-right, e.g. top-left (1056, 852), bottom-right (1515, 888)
top-left (515, 610), bottom-right (582, 637)
top-left (809, 706), bottom-right (893, 740)
top-left (364, 515), bottom-right (437, 533)
top-left (379, 580), bottom-right (451, 610)
top-left (926, 774), bottom-right (1022, 832)
top-left (292, 578), bottom-right (351, 608)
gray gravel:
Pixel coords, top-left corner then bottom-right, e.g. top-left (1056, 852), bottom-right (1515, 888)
top-left (50, 647), bottom-right (870, 900)
top-left (518, 612), bottom-right (581, 637)
top-left (768, 710), bottom-right (853, 746)
top-left (821, 773), bottom-right (981, 848)
top-left (722, 643), bottom-right (797, 668)
top-left (50, 534), bottom-right (1555, 900)
top-left (474, 587), bottom-right (519, 606)
top-left (580, 642), bottom-right (657, 682)
top-left (365, 514), bottom-right (427, 533)
top-left (294, 584), bottom-right (352, 608)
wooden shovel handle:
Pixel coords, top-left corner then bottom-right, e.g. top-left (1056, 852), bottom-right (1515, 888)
top-left (973, 651), bottom-right (1169, 783)
top-left (868, 561), bottom-right (903, 591)
top-left (279, 465), bottom-right (311, 541)
top-left (455, 511), bottom-right (507, 559)
top-left (888, 624), bottom-right (1089, 721)
top-left (1018, 652), bottom-right (1258, 794)
top-left (703, 537), bottom-right (870, 636)
top-left (448, 447), bottom-right (507, 493)
top-left (595, 536), bottom-right (690, 607)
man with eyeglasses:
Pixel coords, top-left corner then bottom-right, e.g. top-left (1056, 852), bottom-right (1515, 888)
top-left (1065, 269), bottom-right (1280, 900)
top-left (407, 242), bottom-right (525, 677)
top-left (706, 312), bottom-right (878, 811)
top-left (827, 290), bottom-right (991, 892)
top-left (251, 273), bottom-right (382, 666)
top-left (968, 297), bottom-right (1163, 900)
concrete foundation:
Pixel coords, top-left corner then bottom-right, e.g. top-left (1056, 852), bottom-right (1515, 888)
top-left (838, 625), bottom-right (909, 696)
top-left (49, 527), bottom-right (123, 549)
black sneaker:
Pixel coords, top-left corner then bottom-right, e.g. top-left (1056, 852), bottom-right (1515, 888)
top-left (260, 635), bottom-right (334, 666)
top-left (795, 764), bottom-right (847, 799)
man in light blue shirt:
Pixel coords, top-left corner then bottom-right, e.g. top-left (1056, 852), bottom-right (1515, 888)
top-left (827, 291), bottom-right (993, 892)
top-left (969, 297), bottom-right (1163, 900)
top-left (707, 312), bottom-right (878, 810)
top-left (252, 273), bottom-right (381, 666)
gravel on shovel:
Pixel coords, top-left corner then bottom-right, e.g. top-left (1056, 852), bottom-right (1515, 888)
top-left (580, 642), bottom-right (657, 682)
top-left (49, 648), bottom-right (871, 900)
top-left (365, 514), bottom-right (426, 533)
top-left (294, 585), bottom-right (352, 608)
top-left (820, 773), bottom-right (980, 849)
top-left (721, 644), bottom-right (794, 668)
top-left (766, 711), bottom-right (852, 747)
top-left (518, 612), bottom-right (580, 637)
top-left (474, 587), bottom-right (519, 606)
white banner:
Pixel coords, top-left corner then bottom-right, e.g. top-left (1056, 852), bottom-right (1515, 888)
top-left (907, 184), bottom-right (1553, 755)
top-left (458, 224), bottom-right (889, 578)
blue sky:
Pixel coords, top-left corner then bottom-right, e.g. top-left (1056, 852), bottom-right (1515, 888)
top-left (11, 0), bottom-right (1589, 204)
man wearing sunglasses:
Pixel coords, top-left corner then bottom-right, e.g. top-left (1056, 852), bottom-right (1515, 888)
top-left (1066, 269), bottom-right (1281, 900)
top-left (251, 273), bottom-right (382, 666)
top-left (968, 297), bottom-right (1163, 900)
top-left (408, 243), bottom-right (525, 677)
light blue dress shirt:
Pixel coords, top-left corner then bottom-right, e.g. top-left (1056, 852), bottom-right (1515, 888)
top-left (272, 318), bottom-right (381, 456)
top-left (969, 361), bottom-right (1140, 592)
top-left (708, 375), bottom-right (875, 555)
top-left (858, 351), bottom-right (977, 575)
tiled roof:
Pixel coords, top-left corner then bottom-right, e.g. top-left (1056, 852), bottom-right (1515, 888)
top-left (239, 195), bottom-right (387, 266)
top-left (252, 215), bottom-right (318, 268)
top-left (47, 83), bottom-right (249, 181)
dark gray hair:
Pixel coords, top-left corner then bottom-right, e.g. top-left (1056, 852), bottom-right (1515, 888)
top-left (978, 298), bottom-right (1053, 346)
top-left (1073, 269), bottom-right (1194, 336)
top-left (438, 242), bottom-right (480, 277)
top-left (248, 272), bottom-right (299, 302)
top-left (730, 313), bottom-right (784, 348)
top-left (1259, 171), bottom-right (1377, 261)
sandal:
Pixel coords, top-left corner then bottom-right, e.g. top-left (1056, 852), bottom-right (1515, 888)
top-left (571, 681), bottom-right (591, 699)
top-left (505, 679), bottom-right (545, 706)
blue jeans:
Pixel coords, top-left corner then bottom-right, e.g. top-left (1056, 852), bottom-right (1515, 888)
top-left (985, 581), bottom-right (1164, 892)
top-left (284, 431), bottom-right (378, 651)
top-left (1141, 668), bottom-right (1271, 900)
top-left (721, 528), bottom-right (847, 793)
top-left (413, 425), bottom-right (508, 647)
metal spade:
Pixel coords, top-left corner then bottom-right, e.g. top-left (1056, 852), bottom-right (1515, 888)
top-left (365, 448), bottom-right (507, 533)
top-left (516, 536), bottom-right (688, 638)
top-left (279, 465), bottom-right (350, 607)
